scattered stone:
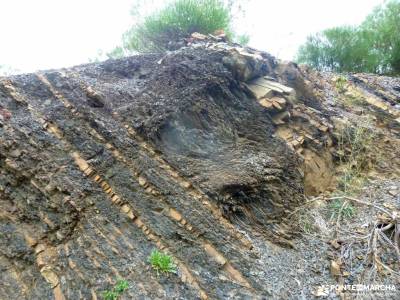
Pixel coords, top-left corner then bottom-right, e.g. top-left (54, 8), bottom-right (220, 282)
top-left (250, 77), bottom-right (294, 96)
top-left (317, 124), bottom-right (329, 132)
top-left (330, 260), bottom-right (341, 276)
top-left (213, 29), bottom-right (226, 38)
top-left (169, 208), bottom-right (182, 222)
top-left (35, 244), bottom-right (46, 255)
top-left (126, 210), bottom-right (136, 220)
top-left (0, 108), bottom-right (11, 120)
top-left (4, 158), bottom-right (19, 171)
top-left (138, 176), bottom-right (147, 187)
top-left (191, 32), bottom-right (207, 40)
top-left (272, 101), bottom-right (283, 110)
top-left (271, 96), bottom-right (287, 106)
top-left (222, 49), bottom-right (267, 81)
top-left (181, 181), bottom-right (191, 189)
top-left (312, 286), bottom-right (329, 297)
top-left (258, 98), bottom-right (274, 109)
top-left (9, 149), bottom-right (22, 158)
top-left (24, 234), bottom-right (38, 247)
top-left (85, 86), bottom-right (104, 108)
top-left (329, 239), bottom-right (341, 250)
top-left (121, 204), bottom-right (131, 214)
top-left (40, 266), bottom-right (60, 288)
top-left (246, 83), bottom-right (274, 100)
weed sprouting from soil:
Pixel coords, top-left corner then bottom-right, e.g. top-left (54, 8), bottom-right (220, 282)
top-left (335, 75), bottom-right (348, 93)
top-left (102, 279), bottom-right (129, 300)
top-left (329, 199), bottom-right (356, 219)
top-left (148, 249), bottom-right (177, 275)
top-left (334, 76), bottom-right (368, 107)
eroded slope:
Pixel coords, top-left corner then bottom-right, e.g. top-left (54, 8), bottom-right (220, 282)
top-left (1, 36), bottom-right (399, 299)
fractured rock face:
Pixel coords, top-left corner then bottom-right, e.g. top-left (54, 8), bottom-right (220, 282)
top-left (246, 81), bottom-right (274, 99)
top-left (1, 35), bottom-right (399, 299)
top-left (0, 41), bottom-right (304, 299)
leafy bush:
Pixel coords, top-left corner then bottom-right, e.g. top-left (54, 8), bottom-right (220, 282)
top-left (296, 0), bottom-right (400, 74)
top-left (102, 279), bottom-right (129, 300)
top-left (148, 249), bottom-right (177, 275)
top-left (115, 0), bottom-right (232, 54)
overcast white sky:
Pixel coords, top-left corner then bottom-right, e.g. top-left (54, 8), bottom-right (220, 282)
top-left (0, 0), bottom-right (385, 73)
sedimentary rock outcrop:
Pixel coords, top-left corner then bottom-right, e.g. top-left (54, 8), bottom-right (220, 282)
top-left (1, 35), bottom-right (399, 299)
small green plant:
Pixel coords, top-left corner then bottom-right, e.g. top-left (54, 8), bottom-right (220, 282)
top-left (292, 207), bottom-right (316, 235)
top-left (301, 218), bottom-right (315, 234)
top-left (102, 279), bottom-right (129, 300)
top-left (148, 249), bottom-right (177, 275)
top-left (236, 34), bottom-right (250, 46)
top-left (329, 200), bottom-right (356, 219)
top-left (335, 76), bottom-right (348, 93)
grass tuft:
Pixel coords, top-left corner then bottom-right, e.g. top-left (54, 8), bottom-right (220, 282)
top-left (335, 75), bottom-right (348, 93)
top-left (148, 249), bottom-right (177, 275)
top-left (329, 199), bottom-right (356, 219)
top-left (102, 279), bottom-right (129, 300)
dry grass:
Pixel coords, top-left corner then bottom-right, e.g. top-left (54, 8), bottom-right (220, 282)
top-left (335, 116), bottom-right (377, 195)
top-left (288, 192), bottom-right (400, 294)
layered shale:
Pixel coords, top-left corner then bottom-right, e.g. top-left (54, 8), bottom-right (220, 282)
top-left (1, 35), bottom-right (399, 299)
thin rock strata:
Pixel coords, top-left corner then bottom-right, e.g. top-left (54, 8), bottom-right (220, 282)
top-left (1, 35), bottom-right (399, 299)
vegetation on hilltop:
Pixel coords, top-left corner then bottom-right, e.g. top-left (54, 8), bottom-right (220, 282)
top-left (108, 0), bottom-right (248, 58)
top-left (296, 0), bottom-right (400, 75)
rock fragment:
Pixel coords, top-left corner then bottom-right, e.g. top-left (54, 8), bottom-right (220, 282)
top-left (246, 83), bottom-right (274, 99)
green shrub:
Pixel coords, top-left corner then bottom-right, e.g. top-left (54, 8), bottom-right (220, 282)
top-left (102, 279), bottom-right (129, 300)
top-left (117, 0), bottom-right (231, 54)
top-left (148, 249), bottom-right (177, 275)
top-left (296, 0), bottom-right (400, 74)
top-left (297, 26), bottom-right (374, 73)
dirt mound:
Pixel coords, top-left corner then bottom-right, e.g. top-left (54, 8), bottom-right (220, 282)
top-left (1, 35), bottom-right (399, 299)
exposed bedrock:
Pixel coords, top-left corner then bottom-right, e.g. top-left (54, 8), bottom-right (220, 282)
top-left (1, 36), bottom-right (399, 299)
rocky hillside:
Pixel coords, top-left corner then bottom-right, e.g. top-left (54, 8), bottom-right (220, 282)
top-left (1, 35), bottom-right (399, 299)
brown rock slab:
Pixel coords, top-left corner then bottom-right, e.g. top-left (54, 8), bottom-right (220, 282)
top-left (40, 266), bottom-right (60, 288)
top-left (246, 83), bottom-right (274, 99)
top-left (258, 98), bottom-right (273, 108)
top-left (330, 260), bottom-right (341, 277)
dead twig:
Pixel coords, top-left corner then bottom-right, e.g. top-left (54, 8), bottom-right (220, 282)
top-left (310, 194), bottom-right (400, 277)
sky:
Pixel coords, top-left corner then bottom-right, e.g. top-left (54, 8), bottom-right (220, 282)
top-left (0, 0), bottom-right (385, 74)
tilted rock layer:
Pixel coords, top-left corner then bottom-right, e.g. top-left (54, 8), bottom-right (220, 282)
top-left (1, 37), bottom-right (399, 299)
